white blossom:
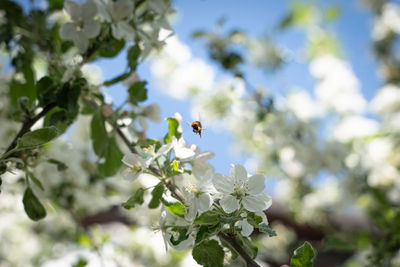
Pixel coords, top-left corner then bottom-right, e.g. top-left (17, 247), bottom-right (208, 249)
top-left (121, 153), bottom-right (149, 181)
top-left (59, 0), bottom-right (101, 53)
top-left (213, 164), bottom-right (272, 213)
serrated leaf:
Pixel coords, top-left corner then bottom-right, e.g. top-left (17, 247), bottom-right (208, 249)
top-left (90, 110), bottom-right (109, 157)
top-left (98, 137), bottom-right (123, 177)
top-left (164, 201), bottom-right (186, 216)
top-left (128, 81), bottom-right (147, 105)
top-left (23, 187), bottom-right (47, 221)
top-left (148, 183), bottom-right (164, 209)
top-left (194, 210), bottom-right (219, 225)
top-left (122, 188), bottom-right (145, 209)
top-left (258, 223), bottom-right (277, 237)
top-left (164, 118), bottom-right (181, 144)
top-left (192, 239), bottom-right (224, 267)
top-left (17, 126), bottom-right (58, 149)
top-left (29, 174), bottom-right (44, 191)
top-left (291, 241), bottom-right (316, 267)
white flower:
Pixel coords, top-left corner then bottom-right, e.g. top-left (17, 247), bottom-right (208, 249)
top-left (236, 212), bottom-right (269, 237)
top-left (190, 147), bottom-right (215, 178)
top-left (171, 136), bottom-right (195, 160)
top-left (59, 0), bottom-right (101, 53)
top-left (213, 164), bottom-right (272, 213)
top-left (121, 153), bottom-right (149, 181)
top-left (183, 169), bottom-right (215, 221)
top-left (159, 209), bottom-right (194, 250)
top-left (143, 104), bottom-right (161, 122)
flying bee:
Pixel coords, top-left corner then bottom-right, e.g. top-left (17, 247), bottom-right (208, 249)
top-left (189, 120), bottom-right (203, 138)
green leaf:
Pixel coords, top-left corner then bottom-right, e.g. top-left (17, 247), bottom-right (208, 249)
top-left (148, 183), bottom-right (164, 209)
top-left (90, 110), bottom-right (109, 157)
top-left (122, 188), bottom-right (145, 209)
top-left (36, 76), bottom-right (57, 107)
top-left (217, 215), bottom-right (242, 224)
top-left (164, 201), bottom-right (186, 216)
top-left (192, 239), bottom-right (224, 267)
top-left (103, 72), bottom-right (131, 86)
top-left (16, 126), bottom-right (58, 149)
top-left (72, 258), bottom-right (88, 267)
top-left (98, 38), bottom-right (125, 58)
top-left (56, 82), bottom-right (81, 116)
top-left (47, 158), bottom-right (68, 171)
top-left (246, 212), bottom-right (263, 228)
top-left (220, 239), bottom-right (239, 260)
top-left (98, 137), bottom-right (123, 177)
top-left (238, 235), bottom-right (258, 259)
top-left (194, 210), bottom-right (219, 225)
top-left (128, 81), bottom-right (147, 105)
top-left (23, 187), bottom-right (47, 221)
top-left (258, 223), bottom-right (277, 237)
top-left (48, 0), bottom-right (64, 10)
top-left (29, 174), bottom-right (44, 191)
top-left (135, 139), bottom-right (161, 150)
top-left (195, 225), bottom-right (208, 244)
top-left (323, 237), bottom-right (353, 251)
top-left (290, 241), bottom-right (316, 267)
top-left (164, 118), bottom-right (181, 144)
top-left (170, 227), bottom-right (189, 246)
top-left (127, 45), bottom-right (140, 71)
top-left (10, 79), bottom-right (36, 109)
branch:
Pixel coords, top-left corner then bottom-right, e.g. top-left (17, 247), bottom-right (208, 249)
top-left (4, 103), bottom-right (57, 156)
top-left (218, 232), bottom-right (260, 267)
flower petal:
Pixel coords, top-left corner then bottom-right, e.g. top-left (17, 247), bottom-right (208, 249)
top-left (64, 0), bottom-right (80, 21)
top-left (242, 195), bottom-right (269, 212)
top-left (237, 219), bottom-right (254, 237)
top-left (220, 195), bottom-right (239, 213)
top-left (197, 193), bottom-right (212, 212)
top-left (247, 174), bottom-right (265, 194)
top-left (122, 153), bottom-right (144, 167)
top-left (112, 0), bottom-right (133, 20)
top-left (121, 168), bottom-right (139, 181)
top-left (213, 173), bottom-right (234, 194)
top-left (59, 22), bottom-right (76, 41)
top-left (83, 19), bottom-right (101, 39)
top-left (81, 0), bottom-right (98, 19)
top-left (231, 164), bottom-right (247, 183)
top-left (72, 32), bottom-right (89, 53)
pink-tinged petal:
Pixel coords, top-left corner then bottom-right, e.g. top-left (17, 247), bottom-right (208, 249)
top-left (213, 173), bottom-right (234, 194)
top-left (220, 195), bottom-right (240, 213)
top-left (59, 22), bottom-right (76, 41)
top-left (247, 174), bottom-right (265, 194)
top-left (242, 195), bottom-right (269, 212)
top-left (232, 164), bottom-right (247, 183)
top-left (82, 20), bottom-right (100, 39)
top-left (197, 193), bottom-right (212, 212)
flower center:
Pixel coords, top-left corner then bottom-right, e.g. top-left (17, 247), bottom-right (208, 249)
top-left (131, 164), bottom-right (142, 172)
top-left (184, 183), bottom-right (197, 193)
top-left (233, 181), bottom-right (249, 196)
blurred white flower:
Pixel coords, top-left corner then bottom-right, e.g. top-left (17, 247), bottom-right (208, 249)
top-left (96, 0), bottom-right (135, 41)
top-left (81, 63), bottom-right (103, 85)
top-left (143, 104), bottom-right (161, 122)
top-left (287, 90), bottom-right (322, 120)
top-left (184, 169), bottom-right (214, 221)
top-left (121, 153), bottom-right (149, 181)
top-left (370, 84), bottom-right (400, 115)
top-left (333, 116), bottom-right (379, 142)
top-left (59, 0), bottom-right (101, 53)
top-left (213, 164), bottom-right (272, 213)
top-left (171, 136), bottom-right (196, 160)
top-left (190, 147), bottom-right (215, 178)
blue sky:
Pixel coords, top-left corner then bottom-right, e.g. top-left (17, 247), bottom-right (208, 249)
top-left (99, 0), bottom-right (381, 176)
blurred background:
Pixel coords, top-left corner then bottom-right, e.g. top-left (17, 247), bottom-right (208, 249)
top-left (1, 0), bottom-right (400, 266)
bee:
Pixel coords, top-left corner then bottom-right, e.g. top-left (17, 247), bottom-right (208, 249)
top-left (190, 120), bottom-right (203, 138)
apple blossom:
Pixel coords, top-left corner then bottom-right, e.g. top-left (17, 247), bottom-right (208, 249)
top-left (121, 153), bottom-right (149, 181)
top-left (213, 164), bottom-right (272, 213)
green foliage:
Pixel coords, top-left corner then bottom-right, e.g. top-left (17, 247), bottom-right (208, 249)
top-left (23, 187), bottom-right (47, 221)
top-left (291, 241), bottom-right (316, 267)
top-left (164, 201), bottom-right (186, 216)
top-left (246, 212), bottom-right (262, 228)
top-left (128, 81), bottom-right (148, 105)
top-left (122, 188), bottom-right (145, 209)
top-left (16, 126), bottom-right (58, 149)
top-left (47, 158), bottom-right (68, 171)
top-left (194, 210), bottom-right (219, 225)
top-left (36, 76), bottom-right (57, 107)
top-left (148, 183), bottom-right (164, 209)
top-left (103, 73), bottom-right (131, 86)
top-left (169, 227), bottom-right (189, 246)
top-left (217, 215), bottom-right (241, 224)
top-left (98, 38), bottom-right (125, 58)
top-left (237, 235), bottom-right (258, 259)
top-left (258, 223), bottom-right (277, 237)
top-left (192, 240), bottom-right (224, 267)
top-left (164, 118), bottom-right (181, 144)
top-left (10, 79), bottom-right (36, 109)
top-left (98, 137), bottom-right (123, 177)
top-left (29, 174), bottom-right (44, 191)
top-left (127, 45), bottom-right (141, 71)
top-left (90, 110), bottom-right (109, 157)
top-left (323, 237), bottom-right (354, 251)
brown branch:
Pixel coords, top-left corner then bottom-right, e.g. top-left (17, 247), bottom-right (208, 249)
top-left (4, 102), bottom-right (57, 156)
top-left (218, 232), bottom-right (261, 267)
